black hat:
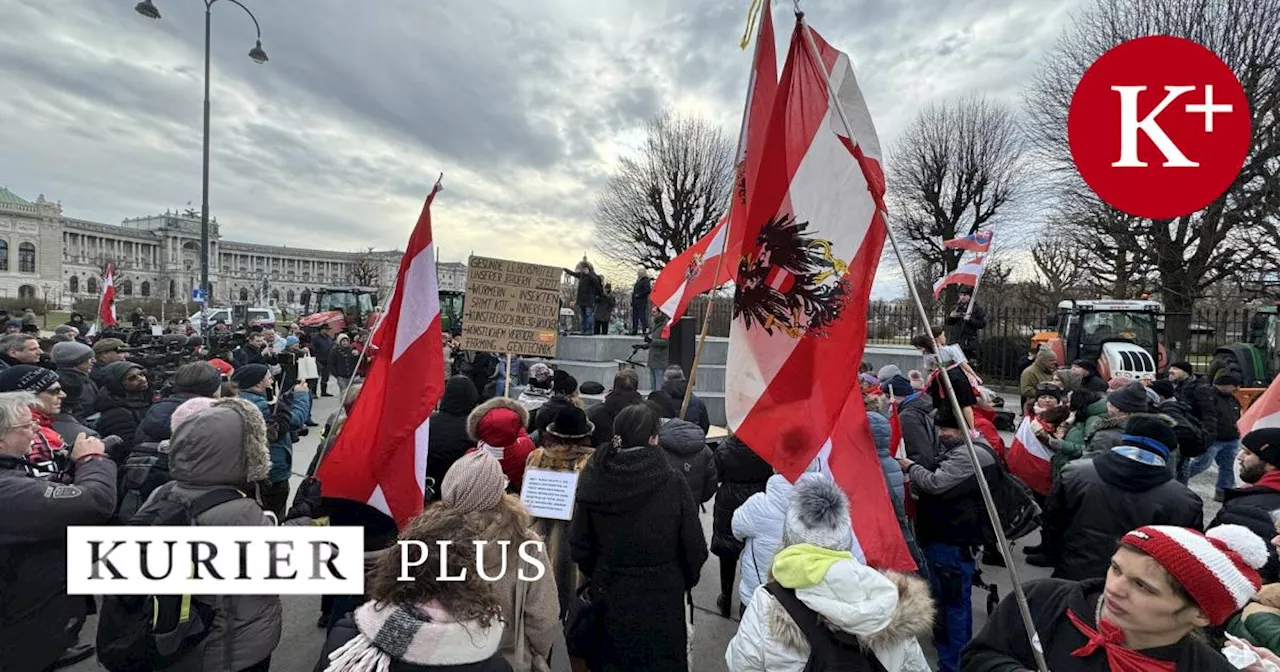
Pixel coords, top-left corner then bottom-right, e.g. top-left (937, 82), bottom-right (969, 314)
top-left (231, 363), bottom-right (270, 389)
top-left (1214, 371), bottom-right (1244, 387)
top-left (0, 365), bottom-right (58, 394)
top-left (551, 369), bottom-right (578, 396)
top-left (1034, 383), bottom-right (1064, 400)
top-left (1120, 415), bottom-right (1177, 459)
top-left (580, 381), bottom-right (605, 395)
top-left (546, 406), bottom-right (594, 440)
top-left (1108, 382), bottom-right (1150, 413)
top-left (647, 390), bottom-right (677, 419)
top-left (1150, 379), bottom-right (1176, 400)
top-left (1243, 428), bottom-right (1280, 467)
top-left (1170, 361), bottom-right (1196, 376)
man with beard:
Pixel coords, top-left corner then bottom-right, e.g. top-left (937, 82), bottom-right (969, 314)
top-left (1209, 427), bottom-right (1280, 583)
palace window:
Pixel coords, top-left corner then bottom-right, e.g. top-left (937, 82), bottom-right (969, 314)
top-left (0, 240), bottom-right (8, 271)
top-left (18, 243), bottom-right (35, 273)
top-left (18, 285), bottom-right (35, 300)
top-left (68, 276), bottom-right (79, 293)
top-left (88, 277), bottom-right (99, 294)
top-left (121, 280), bottom-right (133, 296)
top-left (239, 288), bottom-right (249, 301)
top-left (140, 281), bottom-right (151, 297)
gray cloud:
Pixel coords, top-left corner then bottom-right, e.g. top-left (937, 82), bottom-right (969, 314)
top-left (0, 0), bottom-right (1083, 281)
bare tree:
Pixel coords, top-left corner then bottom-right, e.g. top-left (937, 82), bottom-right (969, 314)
top-left (1024, 0), bottom-right (1280, 352)
top-left (347, 248), bottom-right (381, 288)
top-left (595, 111), bottom-right (735, 271)
top-left (1030, 229), bottom-right (1089, 302)
top-left (887, 95), bottom-right (1029, 308)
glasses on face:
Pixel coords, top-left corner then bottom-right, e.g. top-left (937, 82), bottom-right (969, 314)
top-left (41, 386), bottom-right (63, 396)
top-left (10, 420), bottom-right (36, 433)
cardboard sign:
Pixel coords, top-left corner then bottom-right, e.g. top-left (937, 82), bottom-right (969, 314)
top-left (460, 255), bottom-right (562, 357)
top-left (519, 468), bottom-right (579, 521)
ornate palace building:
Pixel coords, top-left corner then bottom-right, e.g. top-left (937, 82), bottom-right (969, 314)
top-left (0, 186), bottom-right (435, 310)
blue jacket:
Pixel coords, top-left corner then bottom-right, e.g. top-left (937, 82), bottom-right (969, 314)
top-left (868, 410), bottom-right (903, 504)
top-left (240, 389), bottom-right (312, 483)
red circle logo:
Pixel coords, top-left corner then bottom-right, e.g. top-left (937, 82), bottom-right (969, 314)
top-left (1067, 36), bottom-right (1250, 219)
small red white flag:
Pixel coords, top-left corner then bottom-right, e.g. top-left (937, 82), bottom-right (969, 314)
top-left (650, 0), bottom-right (777, 333)
top-left (932, 256), bottom-right (985, 298)
top-left (942, 230), bottom-right (993, 253)
top-left (1239, 377), bottom-right (1280, 436)
top-left (99, 265), bottom-right (117, 327)
top-left (1005, 418), bottom-right (1053, 495)
top-left (315, 181), bottom-right (446, 528)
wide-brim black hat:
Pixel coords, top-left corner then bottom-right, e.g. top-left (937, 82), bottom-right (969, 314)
top-left (546, 406), bottom-right (594, 440)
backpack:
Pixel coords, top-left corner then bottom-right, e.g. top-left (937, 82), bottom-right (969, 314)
top-left (113, 442), bottom-right (173, 524)
top-left (96, 486), bottom-right (247, 672)
top-left (763, 582), bottom-right (889, 672)
top-left (975, 442), bottom-right (1042, 546)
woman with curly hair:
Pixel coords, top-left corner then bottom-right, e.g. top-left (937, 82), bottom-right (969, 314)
top-left (315, 506), bottom-right (513, 672)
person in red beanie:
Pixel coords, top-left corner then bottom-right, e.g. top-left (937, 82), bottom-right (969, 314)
top-left (964, 524), bottom-right (1267, 671)
top-left (467, 397), bottom-right (535, 492)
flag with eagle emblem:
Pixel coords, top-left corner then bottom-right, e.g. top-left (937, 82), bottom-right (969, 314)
top-left (726, 20), bottom-right (913, 571)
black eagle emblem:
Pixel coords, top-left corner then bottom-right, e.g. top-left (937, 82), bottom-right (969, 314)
top-left (733, 213), bottom-right (851, 338)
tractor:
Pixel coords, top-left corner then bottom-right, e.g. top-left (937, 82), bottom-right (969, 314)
top-left (1209, 305), bottom-right (1280, 389)
top-left (440, 290), bottom-right (465, 335)
top-left (1035, 300), bottom-right (1167, 382)
top-left (298, 286), bottom-right (381, 335)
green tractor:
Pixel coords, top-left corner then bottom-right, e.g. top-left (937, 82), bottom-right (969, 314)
top-left (1209, 306), bottom-right (1280, 387)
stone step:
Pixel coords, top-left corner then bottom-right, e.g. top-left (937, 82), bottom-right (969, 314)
top-left (555, 334), bottom-right (729, 366)
top-left (550, 359), bottom-right (726, 392)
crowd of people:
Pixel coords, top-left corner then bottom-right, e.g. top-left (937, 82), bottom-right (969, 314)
top-left (9, 294), bottom-right (1280, 672)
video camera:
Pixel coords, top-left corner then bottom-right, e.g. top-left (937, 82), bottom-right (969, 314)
top-left (121, 332), bottom-right (207, 396)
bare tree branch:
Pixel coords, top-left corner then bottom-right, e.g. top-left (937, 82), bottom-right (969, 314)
top-left (347, 247), bottom-right (381, 288)
top-left (594, 111), bottom-right (735, 271)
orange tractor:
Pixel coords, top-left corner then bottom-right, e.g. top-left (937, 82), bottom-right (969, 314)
top-left (1031, 300), bottom-right (1167, 382)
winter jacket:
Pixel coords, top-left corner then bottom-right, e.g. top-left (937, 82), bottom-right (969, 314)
top-left (870, 411), bottom-right (904, 504)
top-left (1079, 372), bottom-right (1109, 394)
top-left (1175, 375), bottom-right (1219, 435)
top-left (1226, 596), bottom-right (1280, 655)
top-left (710, 435), bottom-right (772, 558)
top-left (946, 303), bottom-right (985, 354)
top-left (1047, 397), bottom-right (1109, 480)
top-left (1209, 471), bottom-right (1280, 583)
top-left (658, 417), bottom-right (717, 504)
top-left (328, 343), bottom-right (359, 379)
top-left (897, 394), bottom-right (943, 471)
top-left (1212, 385), bottom-right (1243, 441)
top-left (648, 314), bottom-right (671, 375)
top-left (0, 454), bottom-right (116, 672)
top-left (661, 380), bottom-right (711, 434)
top-left (567, 268), bottom-right (603, 308)
top-left (1084, 411), bottom-right (1172, 457)
top-left (316, 609), bottom-right (513, 672)
top-left (133, 392), bottom-right (203, 445)
top-left (57, 366), bottom-right (97, 423)
top-left (594, 292), bottom-right (615, 325)
top-left (1156, 397), bottom-right (1211, 460)
top-left (425, 377), bottom-right (480, 500)
top-left (632, 277), bottom-right (652, 308)
top-left (240, 388), bottom-right (312, 484)
top-left (1041, 449), bottom-right (1203, 582)
top-left (526, 441), bottom-right (594, 616)
top-left (92, 362), bottom-right (151, 449)
top-left (570, 443), bottom-right (708, 672)
top-left (905, 435), bottom-right (1000, 547)
top-left (133, 397), bottom-right (319, 672)
top-left (311, 333), bottom-right (334, 362)
top-left (468, 397), bottom-right (536, 492)
top-left (727, 553), bottom-right (933, 672)
top-left (1019, 350), bottom-right (1057, 404)
top-left (587, 388), bottom-right (644, 447)
top-left (232, 344), bottom-right (275, 369)
top-left (963, 578), bottom-right (1236, 672)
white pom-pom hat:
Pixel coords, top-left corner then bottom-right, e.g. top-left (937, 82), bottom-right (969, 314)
top-left (1121, 524), bottom-right (1266, 625)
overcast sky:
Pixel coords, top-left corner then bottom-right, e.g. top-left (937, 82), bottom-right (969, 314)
top-left (0, 0), bottom-right (1083, 297)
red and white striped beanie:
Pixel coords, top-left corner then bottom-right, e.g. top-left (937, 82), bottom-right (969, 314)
top-left (1121, 524), bottom-right (1268, 625)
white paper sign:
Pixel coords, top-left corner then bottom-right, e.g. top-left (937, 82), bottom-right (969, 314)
top-left (519, 468), bottom-right (579, 521)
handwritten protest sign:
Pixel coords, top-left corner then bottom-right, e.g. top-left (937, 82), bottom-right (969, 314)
top-left (519, 468), bottom-right (579, 521)
top-left (460, 255), bottom-right (562, 358)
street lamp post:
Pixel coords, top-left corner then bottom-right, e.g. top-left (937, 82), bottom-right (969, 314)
top-left (134, 0), bottom-right (267, 336)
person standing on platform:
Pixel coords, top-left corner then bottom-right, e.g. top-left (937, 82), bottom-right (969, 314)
top-left (632, 269), bottom-right (652, 336)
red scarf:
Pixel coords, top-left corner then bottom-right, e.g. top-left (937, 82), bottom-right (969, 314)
top-left (1255, 469), bottom-right (1280, 493)
top-left (1066, 608), bottom-right (1176, 672)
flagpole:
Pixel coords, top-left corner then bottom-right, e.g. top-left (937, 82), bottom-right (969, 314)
top-left (794, 11), bottom-right (1048, 672)
top-left (964, 257), bottom-right (984, 320)
top-left (309, 174), bottom-right (441, 475)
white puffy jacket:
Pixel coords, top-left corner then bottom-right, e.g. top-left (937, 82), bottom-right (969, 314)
top-left (731, 473), bottom-right (864, 606)
top-left (725, 559), bottom-right (933, 672)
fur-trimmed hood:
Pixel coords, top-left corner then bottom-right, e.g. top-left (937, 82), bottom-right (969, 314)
top-left (1090, 411), bottom-right (1175, 435)
top-left (766, 567), bottom-right (934, 655)
top-left (467, 397), bottom-right (530, 445)
top-left (168, 396), bottom-right (271, 485)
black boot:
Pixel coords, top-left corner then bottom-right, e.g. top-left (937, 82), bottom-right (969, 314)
top-left (50, 643), bottom-right (94, 670)
top-left (1022, 543), bottom-right (1043, 555)
top-left (716, 594), bottom-right (732, 618)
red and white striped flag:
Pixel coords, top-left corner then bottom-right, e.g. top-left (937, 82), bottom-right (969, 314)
top-left (99, 265), bottom-right (117, 327)
top-left (932, 256), bottom-right (985, 298)
top-left (1005, 417), bottom-right (1054, 495)
top-left (315, 180), bottom-right (446, 528)
top-left (650, 0), bottom-right (777, 333)
top-left (726, 20), bottom-right (911, 571)
top-left (1240, 377), bottom-right (1280, 436)
top-left (942, 229), bottom-right (993, 253)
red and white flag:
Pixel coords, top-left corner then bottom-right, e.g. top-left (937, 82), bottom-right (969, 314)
top-left (315, 181), bottom-right (446, 528)
top-left (650, 0), bottom-right (777, 333)
top-left (99, 265), bottom-right (117, 327)
top-left (932, 256), bottom-right (985, 298)
top-left (1005, 418), bottom-right (1054, 495)
top-left (942, 229), bottom-right (993, 253)
top-left (726, 20), bottom-right (910, 570)
top-left (1239, 377), bottom-right (1280, 436)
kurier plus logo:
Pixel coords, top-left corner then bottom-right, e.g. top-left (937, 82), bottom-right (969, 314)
top-left (1068, 35), bottom-right (1252, 219)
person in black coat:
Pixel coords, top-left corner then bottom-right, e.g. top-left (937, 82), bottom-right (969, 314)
top-left (93, 361), bottom-right (152, 451)
top-left (570, 403), bottom-right (708, 672)
top-left (1033, 416), bottom-right (1203, 581)
top-left (709, 433), bottom-right (772, 617)
top-left (660, 368), bottom-right (711, 435)
top-left (311, 324), bottom-right (335, 396)
top-left (133, 361), bottom-right (222, 445)
top-left (631, 270), bottom-right (652, 335)
top-left (594, 282), bottom-right (615, 335)
top-left (1209, 428), bottom-right (1280, 583)
top-left (1169, 361), bottom-right (1219, 431)
top-left (945, 287), bottom-right (986, 360)
top-left (587, 370), bottom-right (643, 447)
top-left (1071, 359), bottom-right (1110, 394)
top-left (564, 260), bottom-right (604, 335)
top-left (531, 370), bottom-right (580, 439)
top-left (424, 376), bottom-right (479, 501)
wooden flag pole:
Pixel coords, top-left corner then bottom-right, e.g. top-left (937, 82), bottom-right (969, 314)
top-left (794, 11), bottom-right (1048, 672)
top-left (504, 352), bottom-right (513, 399)
top-left (680, 234), bottom-right (733, 421)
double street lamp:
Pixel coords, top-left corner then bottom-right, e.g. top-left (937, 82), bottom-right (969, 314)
top-left (134, 0), bottom-right (267, 329)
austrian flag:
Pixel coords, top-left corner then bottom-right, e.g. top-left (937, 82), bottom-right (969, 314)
top-left (1005, 418), bottom-right (1054, 495)
top-left (99, 265), bottom-right (117, 327)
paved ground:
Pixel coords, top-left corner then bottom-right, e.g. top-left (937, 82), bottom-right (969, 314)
top-left (68, 392), bottom-right (1232, 672)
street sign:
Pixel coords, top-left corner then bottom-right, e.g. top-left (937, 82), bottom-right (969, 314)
top-left (192, 288), bottom-right (206, 304)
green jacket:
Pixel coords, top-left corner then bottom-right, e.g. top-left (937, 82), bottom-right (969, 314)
top-left (1227, 604), bottom-right (1280, 653)
top-left (1049, 398), bottom-right (1109, 482)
